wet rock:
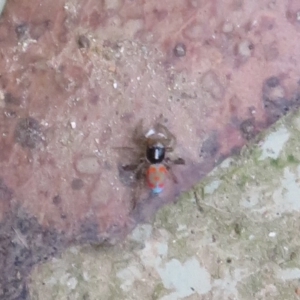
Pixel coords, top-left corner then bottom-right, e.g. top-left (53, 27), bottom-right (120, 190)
top-left (71, 178), bottom-right (84, 190)
top-left (0, 178), bottom-right (13, 202)
top-left (292, 93), bottom-right (300, 106)
top-left (77, 220), bottom-right (100, 244)
top-left (0, 209), bottom-right (66, 300)
top-left (265, 76), bottom-right (280, 88)
top-left (14, 117), bottom-right (44, 149)
top-left (16, 218), bottom-right (32, 235)
top-left (240, 118), bottom-right (256, 140)
top-left (52, 195), bottom-right (61, 205)
top-left (173, 43), bottom-right (186, 57)
top-left (262, 76), bottom-right (290, 122)
top-left (200, 132), bottom-right (220, 158)
top-left (15, 23), bottom-right (28, 39)
top-left (4, 93), bottom-right (21, 106)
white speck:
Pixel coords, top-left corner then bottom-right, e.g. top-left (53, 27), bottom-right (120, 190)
top-left (137, 76), bottom-right (140, 81)
top-left (145, 129), bottom-right (155, 137)
top-left (67, 277), bottom-right (78, 290)
top-left (95, 138), bottom-right (99, 144)
top-left (70, 121), bottom-right (76, 129)
top-left (259, 126), bottom-right (290, 160)
top-left (297, 11), bottom-right (300, 21)
top-left (113, 81), bottom-right (118, 89)
top-left (249, 235), bottom-right (255, 240)
top-left (269, 232), bottom-right (276, 237)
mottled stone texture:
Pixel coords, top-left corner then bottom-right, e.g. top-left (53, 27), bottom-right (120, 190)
top-left (0, 0), bottom-right (300, 298)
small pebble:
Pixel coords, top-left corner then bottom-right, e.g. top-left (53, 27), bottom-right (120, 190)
top-left (238, 40), bottom-right (253, 57)
top-left (70, 121), bottom-right (76, 129)
top-left (173, 43), bottom-right (186, 57)
top-left (77, 35), bottom-right (90, 49)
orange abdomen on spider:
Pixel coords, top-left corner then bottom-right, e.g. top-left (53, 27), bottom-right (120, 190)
top-left (146, 164), bottom-right (168, 194)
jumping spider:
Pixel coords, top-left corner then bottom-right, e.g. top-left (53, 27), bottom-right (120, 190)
top-left (118, 120), bottom-right (185, 205)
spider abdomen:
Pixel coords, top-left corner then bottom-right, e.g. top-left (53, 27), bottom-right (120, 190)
top-left (146, 164), bottom-right (167, 194)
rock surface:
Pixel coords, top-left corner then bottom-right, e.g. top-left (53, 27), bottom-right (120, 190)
top-left (1, 0), bottom-right (300, 298)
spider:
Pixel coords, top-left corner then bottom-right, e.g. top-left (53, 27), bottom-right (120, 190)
top-left (117, 120), bottom-right (185, 205)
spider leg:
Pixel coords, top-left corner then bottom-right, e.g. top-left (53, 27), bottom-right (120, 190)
top-left (134, 159), bottom-right (147, 180)
top-left (165, 157), bottom-right (185, 165)
top-left (164, 156), bottom-right (185, 184)
top-left (132, 119), bottom-right (147, 146)
top-left (165, 164), bottom-right (179, 184)
top-left (113, 146), bottom-right (134, 150)
top-left (113, 146), bottom-right (142, 157)
top-left (165, 146), bottom-right (174, 152)
top-left (156, 123), bottom-right (177, 149)
top-left (131, 162), bottom-right (147, 209)
top-left (121, 158), bottom-right (146, 175)
top-left (121, 163), bottom-right (140, 172)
